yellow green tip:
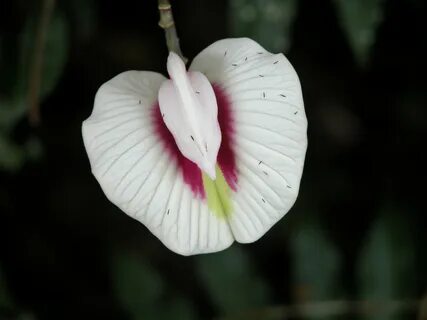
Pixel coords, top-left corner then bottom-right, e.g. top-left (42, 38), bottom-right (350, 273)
top-left (202, 165), bottom-right (233, 219)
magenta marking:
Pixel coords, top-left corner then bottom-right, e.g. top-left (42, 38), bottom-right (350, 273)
top-left (213, 84), bottom-right (238, 191)
top-left (152, 102), bottom-right (205, 198)
top-left (152, 83), bottom-right (238, 198)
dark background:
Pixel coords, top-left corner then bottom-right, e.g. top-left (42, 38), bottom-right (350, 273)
top-left (1, 0), bottom-right (426, 319)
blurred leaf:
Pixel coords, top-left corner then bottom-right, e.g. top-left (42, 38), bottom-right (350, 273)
top-left (0, 10), bottom-right (68, 132)
top-left (229, 0), bottom-right (298, 52)
top-left (0, 10), bottom-right (67, 172)
top-left (112, 251), bottom-right (164, 318)
top-left (25, 135), bottom-right (44, 161)
top-left (0, 133), bottom-right (25, 172)
top-left (289, 217), bottom-right (342, 305)
top-left (19, 11), bottom-right (69, 100)
top-left (357, 207), bottom-right (416, 320)
top-left (0, 36), bottom-right (21, 96)
top-left (66, 0), bottom-right (97, 40)
top-left (112, 251), bottom-right (196, 320)
top-left (333, 0), bottom-right (385, 66)
top-left (0, 265), bottom-right (13, 309)
top-left (0, 97), bottom-right (25, 132)
top-left (156, 297), bottom-right (197, 320)
top-left (0, 99), bottom-right (44, 172)
top-left (196, 246), bottom-right (271, 314)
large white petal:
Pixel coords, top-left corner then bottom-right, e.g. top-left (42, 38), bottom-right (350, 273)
top-left (82, 71), bottom-right (233, 255)
top-left (190, 38), bottom-right (308, 243)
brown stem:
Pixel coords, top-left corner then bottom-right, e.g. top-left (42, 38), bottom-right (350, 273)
top-left (27, 0), bottom-right (56, 126)
top-left (158, 0), bottom-right (187, 64)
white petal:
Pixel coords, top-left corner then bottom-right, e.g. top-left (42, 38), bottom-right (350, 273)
top-left (190, 38), bottom-right (308, 243)
top-left (82, 71), bottom-right (233, 255)
top-left (159, 52), bottom-right (221, 180)
top-left (188, 71), bottom-right (222, 169)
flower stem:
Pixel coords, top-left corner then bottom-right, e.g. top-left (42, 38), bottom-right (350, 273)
top-left (158, 0), bottom-right (187, 64)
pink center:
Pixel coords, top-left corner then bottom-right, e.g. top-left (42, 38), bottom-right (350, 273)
top-left (151, 84), bottom-right (238, 198)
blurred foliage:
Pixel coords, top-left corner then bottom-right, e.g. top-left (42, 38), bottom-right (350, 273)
top-left (0, 265), bottom-right (13, 309)
top-left (229, 0), bottom-right (298, 53)
top-left (0, 8), bottom-right (68, 171)
top-left (0, 0), bottom-right (426, 319)
top-left (357, 206), bottom-right (416, 320)
top-left (229, 0), bottom-right (386, 65)
top-left (65, 0), bottom-right (97, 41)
top-left (0, 135), bottom-right (25, 171)
top-left (333, 0), bottom-right (385, 66)
top-left (112, 250), bottom-right (197, 320)
top-left (196, 246), bottom-right (271, 315)
top-left (290, 216), bottom-right (342, 319)
top-left (20, 12), bottom-right (69, 103)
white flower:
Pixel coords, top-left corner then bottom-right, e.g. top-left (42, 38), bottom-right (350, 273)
top-left (82, 38), bottom-right (307, 255)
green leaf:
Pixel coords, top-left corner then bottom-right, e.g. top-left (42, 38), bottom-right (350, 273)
top-left (357, 207), bottom-right (416, 320)
top-left (289, 218), bottom-right (342, 304)
top-left (0, 11), bottom-right (69, 132)
top-left (333, 0), bottom-right (385, 66)
top-left (112, 251), bottom-right (196, 320)
top-left (196, 246), bottom-right (271, 314)
top-left (229, 0), bottom-right (298, 53)
top-left (18, 11), bottom-right (69, 99)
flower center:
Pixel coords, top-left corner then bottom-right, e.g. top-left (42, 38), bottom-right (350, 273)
top-left (152, 84), bottom-right (238, 202)
top-left (158, 52), bottom-right (222, 180)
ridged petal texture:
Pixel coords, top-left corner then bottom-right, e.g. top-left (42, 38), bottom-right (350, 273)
top-left (82, 38), bottom-right (307, 255)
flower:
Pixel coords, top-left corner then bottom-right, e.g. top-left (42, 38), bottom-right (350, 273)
top-left (82, 38), bottom-right (307, 255)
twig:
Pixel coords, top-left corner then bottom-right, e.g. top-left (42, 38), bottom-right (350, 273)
top-left (157, 0), bottom-right (187, 63)
top-left (27, 0), bottom-right (56, 126)
top-left (216, 299), bottom-right (421, 320)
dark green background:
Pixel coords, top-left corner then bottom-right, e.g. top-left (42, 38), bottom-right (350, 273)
top-left (1, 0), bottom-right (426, 319)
